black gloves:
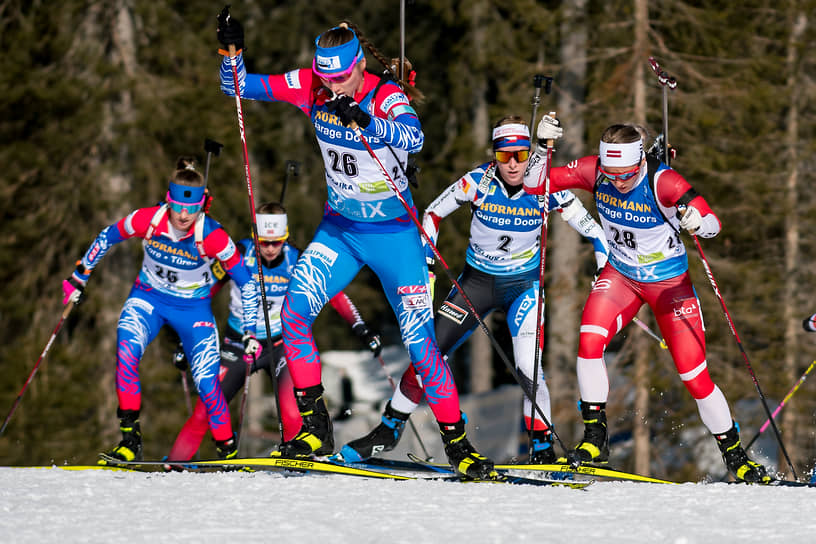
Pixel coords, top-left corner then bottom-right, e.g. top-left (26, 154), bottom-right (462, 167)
top-left (172, 343), bottom-right (188, 372)
top-left (353, 323), bottom-right (383, 357)
top-left (326, 95), bottom-right (371, 129)
top-left (217, 5), bottom-right (244, 51)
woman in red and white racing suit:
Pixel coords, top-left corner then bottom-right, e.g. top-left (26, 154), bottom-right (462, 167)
top-left (523, 119), bottom-right (770, 483)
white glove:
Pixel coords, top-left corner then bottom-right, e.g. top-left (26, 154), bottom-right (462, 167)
top-left (679, 206), bottom-right (703, 234)
top-left (536, 114), bottom-right (563, 141)
top-left (242, 332), bottom-right (261, 355)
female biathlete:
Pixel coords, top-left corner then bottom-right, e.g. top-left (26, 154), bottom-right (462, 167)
top-left (165, 202), bottom-right (382, 462)
top-left (523, 118), bottom-right (770, 483)
top-left (340, 116), bottom-right (608, 465)
top-left (62, 158), bottom-right (259, 463)
top-left (215, 9), bottom-right (497, 478)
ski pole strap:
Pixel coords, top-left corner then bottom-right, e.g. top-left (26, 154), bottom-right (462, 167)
top-left (675, 188), bottom-right (700, 209)
top-left (145, 204), bottom-right (169, 240)
top-left (193, 214), bottom-right (207, 258)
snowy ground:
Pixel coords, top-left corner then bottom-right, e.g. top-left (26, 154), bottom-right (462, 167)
top-left (1, 467), bottom-right (814, 544)
top-left (3, 347), bottom-right (812, 542)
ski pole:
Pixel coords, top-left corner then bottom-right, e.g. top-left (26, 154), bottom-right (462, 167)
top-left (1, 301), bottom-right (75, 436)
top-left (528, 75), bottom-right (552, 133)
top-left (399, 0), bottom-right (406, 81)
top-left (375, 355), bottom-right (433, 461)
top-left (347, 121), bottom-right (567, 453)
top-left (631, 316), bottom-right (668, 349)
top-left (529, 76), bottom-right (555, 456)
top-left (223, 9), bottom-right (281, 445)
top-left (648, 57), bottom-right (676, 166)
top-left (203, 138), bottom-right (224, 187)
top-left (687, 229), bottom-right (798, 479)
top-left (179, 372), bottom-right (193, 417)
top-left (170, 338), bottom-right (193, 416)
top-left (236, 353), bottom-right (254, 455)
top-left (280, 160), bottom-right (300, 204)
top-left (647, 56), bottom-right (798, 478)
top-left (744, 360), bottom-right (816, 450)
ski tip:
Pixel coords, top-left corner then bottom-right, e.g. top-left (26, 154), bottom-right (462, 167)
top-left (440, 474), bottom-right (593, 488)
top-left (746, 478), bottom-right (815, 488)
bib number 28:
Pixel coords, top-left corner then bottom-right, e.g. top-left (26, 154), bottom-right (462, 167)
top-left (610, 226), bottom-right (637, 249)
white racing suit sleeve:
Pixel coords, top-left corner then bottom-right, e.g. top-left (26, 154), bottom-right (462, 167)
top-left (422, 176), bottom-right (476, 247)
top-left (557, 192), bottom-right (609, 269)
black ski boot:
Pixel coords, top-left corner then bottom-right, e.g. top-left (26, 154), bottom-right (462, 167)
top-left (339, 401), bottom-right (409, 462)
top-left (440, 417), bottom-right (499, 480)
top-left (215, 436), bottom-right (238, 460)
top-left (529, 429), bottom-right (556, 464)
top-left (99, 408), bottom-right (143, 464)
top-left (715, 423), bottom-right (771, 484)
top-left (562, 401), bottom-right (609, 467)
top-left (273, 384), bottom-right (334, 458)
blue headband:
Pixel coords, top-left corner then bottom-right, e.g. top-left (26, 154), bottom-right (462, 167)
top-left (167, 182), bottom-right (206, 205)
top-left (313, 28), bottom-right (364, 76)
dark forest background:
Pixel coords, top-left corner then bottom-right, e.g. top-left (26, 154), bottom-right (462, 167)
top-left (2, 0), bottom-right (816, 480)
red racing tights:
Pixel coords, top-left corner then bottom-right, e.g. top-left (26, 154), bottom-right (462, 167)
top-left (576, 266), bottom-right (732, 434)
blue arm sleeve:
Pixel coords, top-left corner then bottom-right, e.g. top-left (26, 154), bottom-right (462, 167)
top-left (227, 259), bottom-right (259, 334)
top-left (80, 224), bottom-right (128, 273)
top-left (239, 278), bottom-right (259, 335)
top-left (220, 54), bottom-right (246, 96)
top-left (366, 113), bottom-right (424, 153)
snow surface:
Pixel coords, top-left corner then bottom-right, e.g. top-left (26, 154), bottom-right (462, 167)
top-left (1, 467), bottom-right (814, 544)
top-left (3, 348), bottom-right (811, 542)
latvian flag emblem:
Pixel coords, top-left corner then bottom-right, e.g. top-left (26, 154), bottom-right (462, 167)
top-left (605, 149), bottom-right (622, 159)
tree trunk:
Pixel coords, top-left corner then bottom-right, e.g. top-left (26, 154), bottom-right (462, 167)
top-left (781, 10), bottom-right (807, 476)
top-left (94, 0), bottom-right (140, 441)
top-left (468, 0), bottom-right (493, 394)
top-left (631, 0), bottom-right (651, 476)
top-left (548, 0), bottom-right (588, 433)
top-left (631, 312), bottom-right (651, 475)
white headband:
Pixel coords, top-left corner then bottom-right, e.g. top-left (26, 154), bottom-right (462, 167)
top-left (492, 123), bottom-right (530, 141)
top-left (257, 213), bottom-right (288, 241)
top-left (599, 140), bottom-right (643, 167)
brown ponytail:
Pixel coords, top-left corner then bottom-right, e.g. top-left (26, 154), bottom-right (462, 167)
top-left (339, 21), bottom-right (425, 103)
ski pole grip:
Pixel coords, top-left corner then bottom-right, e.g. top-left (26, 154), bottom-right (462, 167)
top-left (546, 111), bottom-right (557, 147)
top-left (204, 138), bottom-right (224, 156)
